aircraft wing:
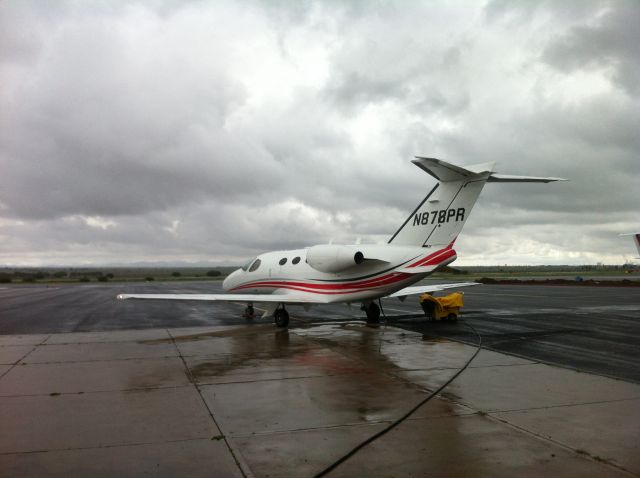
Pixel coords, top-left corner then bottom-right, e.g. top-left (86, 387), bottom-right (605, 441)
top-left (116, 293), bottom-right (325, 304)
top-left (118, 282), bottom-right (480, 304)
top-left (387, 282), bottom-right (479, 299)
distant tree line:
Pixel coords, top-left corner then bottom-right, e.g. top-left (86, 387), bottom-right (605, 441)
top-left (0, 270), bottom-right (116, 283)
top-left (0, 268), bottom-right (225, 283)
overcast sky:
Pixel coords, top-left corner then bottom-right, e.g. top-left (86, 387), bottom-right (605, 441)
top-left (1, 0), bottom-right (638, 266)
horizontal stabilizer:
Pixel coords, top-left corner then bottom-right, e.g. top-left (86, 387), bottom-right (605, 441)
top-left (487, 174), bottom-right (567, 183)
top-left (413, 157), bottom-right (566, 183)
top-left (412, 157), bottom-right (493, 182)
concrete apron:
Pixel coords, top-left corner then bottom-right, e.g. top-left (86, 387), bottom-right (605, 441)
top-left (0, 323), bottom-right (638, 478)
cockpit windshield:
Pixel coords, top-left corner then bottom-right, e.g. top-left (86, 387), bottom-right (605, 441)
top-left (241, 258), bottom-right (256, 271)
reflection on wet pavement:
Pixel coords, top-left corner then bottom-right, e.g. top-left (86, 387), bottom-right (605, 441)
top-left (1, 321), bottom-right (638, 477)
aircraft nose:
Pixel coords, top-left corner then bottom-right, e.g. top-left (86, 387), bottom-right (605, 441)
top-left (222, 269), bottom-right (239, 291)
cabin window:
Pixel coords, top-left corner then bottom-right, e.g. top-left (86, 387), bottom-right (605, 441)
top-left (292, 256), bottom-right (301, 265)
top-left (279, 258), bottom-right (287, 266)
top-left (248, 259), bottom-right (261, 272)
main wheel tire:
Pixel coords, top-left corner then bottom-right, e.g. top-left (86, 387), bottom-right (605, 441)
top-left (447, 313), bottom-right (457, 322)
top-left (422, 302), bottom-right (435, 321)
top-left (365, 302), bottom-right (380, 325)
top-left (274, 309), bottom-right (289, 328)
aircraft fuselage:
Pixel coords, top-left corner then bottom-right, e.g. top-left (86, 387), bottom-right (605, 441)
top-left (222, 244), bottom-right (457, 304)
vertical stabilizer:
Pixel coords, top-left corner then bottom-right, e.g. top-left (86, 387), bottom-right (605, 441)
top-left (388, 157), bottom-right (565, 248)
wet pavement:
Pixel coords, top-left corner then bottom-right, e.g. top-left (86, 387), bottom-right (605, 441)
top-left (1, 282), bottom-right (640, 476)
top-left (2, 321), bottom-right (639, 477)
top-left (2, 281), bottom-right (640, 383)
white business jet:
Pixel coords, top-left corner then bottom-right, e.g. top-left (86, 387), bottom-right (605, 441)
top-left (117, 157), bottom-right (564, 327)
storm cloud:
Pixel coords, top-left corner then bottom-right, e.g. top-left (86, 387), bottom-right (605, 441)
top-left (1, 0), bottom-right (638, 266)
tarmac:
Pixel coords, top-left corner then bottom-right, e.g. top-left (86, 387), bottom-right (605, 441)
top-left (1, 282), bottom-right (639, 477)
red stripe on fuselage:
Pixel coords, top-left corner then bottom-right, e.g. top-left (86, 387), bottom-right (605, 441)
top-left (229, 245), bottom-right (456, 295)
top-left (230, 272), bottom-right (410, 293)
top-left (408, 245), bottom-right (454, 267)
top-left (230, 274), bottom-right (415, 295)
top-left (232, 283), bottom-right (406, 295)
top-left (422, 248), bottom-right (456, 265)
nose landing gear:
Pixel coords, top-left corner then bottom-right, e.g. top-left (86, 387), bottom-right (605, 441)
top-left (243, 303), bottom-right (255, 320)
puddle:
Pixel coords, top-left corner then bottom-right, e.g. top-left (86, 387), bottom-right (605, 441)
top-left (139, 324), bottom-right (274, 345)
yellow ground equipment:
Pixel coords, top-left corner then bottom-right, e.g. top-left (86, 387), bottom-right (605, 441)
top-left (419, 292), bottom-right (464, 322)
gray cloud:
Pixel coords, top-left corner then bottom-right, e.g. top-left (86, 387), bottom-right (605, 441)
top-left (0, 0), bottom-right (638, 266)
top-left (542, 1), bottom-right (640, 96)
top-left (485, 0), bottom-right (605, 23)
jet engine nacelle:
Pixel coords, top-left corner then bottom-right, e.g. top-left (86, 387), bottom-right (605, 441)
top-left (306, 245), bottom-right (365, 273)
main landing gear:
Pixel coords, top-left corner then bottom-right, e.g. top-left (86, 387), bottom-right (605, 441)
top-left (362, 302), bottom-right (380, 327)
top-left (274, 305), bottom-right (289, 328)
top-left (243, 302), bottom-right (289, 328)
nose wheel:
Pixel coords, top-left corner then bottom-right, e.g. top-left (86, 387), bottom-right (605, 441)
top-left (243, 303), bottom-right (255, 320)
top-left (274, 306), bottom-right (289, 328)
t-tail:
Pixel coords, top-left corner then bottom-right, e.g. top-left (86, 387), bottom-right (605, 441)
top-left (388, 157), bottom-right (565, 248)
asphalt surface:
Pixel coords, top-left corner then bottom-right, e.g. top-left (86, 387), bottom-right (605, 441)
top-left (1, 280), bottom-right (639, 383)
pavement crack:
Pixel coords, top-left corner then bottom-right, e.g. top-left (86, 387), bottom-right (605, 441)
top-left (0, 334), bottom-right (50, 380)
top-left (167, 328), bottom-right (255, 478)
top-left (488, 396), bottom-right (640, 414)
top-left (0, 437), bottom-right (225, 456)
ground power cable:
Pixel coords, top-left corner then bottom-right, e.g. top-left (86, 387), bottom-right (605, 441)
top-left (313, 315), bottom-right (483, 478)
top-left (377, 298), bottom-right (388, 353)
